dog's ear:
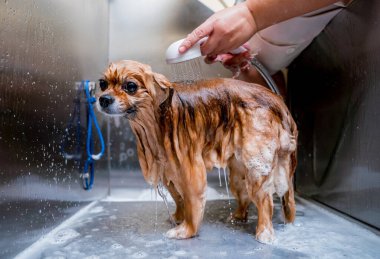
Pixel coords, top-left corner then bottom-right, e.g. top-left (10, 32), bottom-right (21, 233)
top-left (138, 63), bottom-right (172, 106)
top-left (153, 72), bottom-right (170, 89)
top-left (152, 72), bottom-right (172, 105)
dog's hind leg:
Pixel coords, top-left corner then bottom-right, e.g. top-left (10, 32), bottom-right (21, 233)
top-left (248, 183), bottom-right (275, 244)
top-left (282, 183), bottom-right (295, 223)
top-left (165, 156), bottom-right (207, 239)
top-left (228, 156), bottom-right (251, 221)
top-left (280, 151), bottom-right (296, 223)
top-left (242, 135), bottom-right (279, 243)
top-left (244, 164), bottom-right (276, 243)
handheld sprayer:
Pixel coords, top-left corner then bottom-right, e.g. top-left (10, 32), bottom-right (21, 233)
top-left (165, 37), bottom-right (280, 95)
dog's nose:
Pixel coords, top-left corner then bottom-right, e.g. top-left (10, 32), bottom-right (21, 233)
top-left (99, 95), bottom-right (114, 108)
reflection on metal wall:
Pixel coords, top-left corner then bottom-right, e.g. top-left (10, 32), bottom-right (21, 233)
top-left (108, 0), bottom-right (231, 172)
top-left (0, 0), bottom-right (109, 257)
top-left (288, 0), bottom-right (380, 229)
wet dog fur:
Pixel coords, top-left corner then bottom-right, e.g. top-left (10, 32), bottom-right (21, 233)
top-left (97, 60), bottom-right (298, 243)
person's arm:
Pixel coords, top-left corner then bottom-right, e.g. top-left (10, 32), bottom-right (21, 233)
top-left (247, 0), bottom-right (341, 29)
top-left (179, 0), bottom-right (340, 56)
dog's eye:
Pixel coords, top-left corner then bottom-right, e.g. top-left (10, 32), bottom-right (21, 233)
top-left (122, 81), bottom-right (138, 94)
top-left (99, 79), bottom-right (108, 91)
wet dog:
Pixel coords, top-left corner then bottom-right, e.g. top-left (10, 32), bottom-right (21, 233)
top-left (97, 60), bottom-right (298, 243)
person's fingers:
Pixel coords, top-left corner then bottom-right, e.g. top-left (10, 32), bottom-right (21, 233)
top-left (179, 21), bottom-right (214, 54)
top-left (204, 54), bottom-right (229, 64)
top-left (242, 42), bottom-right (251, 51)
top-left (242, 51), bottom-right (252, 59)
top-left (240, 61), bottom-right (251, 72)
top-left (200, 28), bottom-right (227, 56)
top-left (204, 55), bottom-right (217, 64)
top-left (207, 38), bottom-right (245, 57)
top-left (222, 52), bottom-right (249, 66)
top-left (216, 53), bottom-right (234, 62)
top-left (205, 27), bottom-right (255, 56)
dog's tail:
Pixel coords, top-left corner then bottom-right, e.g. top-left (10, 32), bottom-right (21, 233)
top-left (282, 151), bottom-right (297, 223)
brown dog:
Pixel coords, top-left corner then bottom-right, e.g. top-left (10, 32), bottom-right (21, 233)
top-left (97, 60), bottom-right (298, 243)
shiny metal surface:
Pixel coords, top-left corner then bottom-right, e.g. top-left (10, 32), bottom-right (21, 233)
top-left (288, 0), bottom-right (380, 229)
top-left (0, 0), bottom-right (109, 257)
top-left (17, 197), bottom-right (380, 258)
top-left (2, 0), bottom-right (378, 257)
top-left (109, 0), bottom-right (225, 75)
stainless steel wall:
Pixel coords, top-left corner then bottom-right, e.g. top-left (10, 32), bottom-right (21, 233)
top-left (288, 0), bottom-right (380, 229)
top-left (0, 1), bottom-right (109, 257)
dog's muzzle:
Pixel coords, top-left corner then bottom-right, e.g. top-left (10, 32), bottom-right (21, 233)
top-left (99, 95), bottom-right (114, 108)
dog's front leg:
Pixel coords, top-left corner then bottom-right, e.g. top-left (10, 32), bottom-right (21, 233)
top-left (163, 175), bottom-right (185, 224)
top-left (165, 159), bottom-right (207, 239)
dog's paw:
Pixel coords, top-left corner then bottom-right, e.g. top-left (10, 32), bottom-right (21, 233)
top-left (256, 227), bottom-right (275, 244)
top-left (165, 223), bottom-right (195, 239)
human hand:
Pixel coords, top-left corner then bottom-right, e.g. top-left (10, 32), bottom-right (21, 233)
top-left (204, 43), bottom-right (252, 78)
top-left (178, 2), bottom-right (257, 57)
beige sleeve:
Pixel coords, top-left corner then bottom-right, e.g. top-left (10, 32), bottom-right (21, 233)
top-left (248, 4), bottom-right (344, 74)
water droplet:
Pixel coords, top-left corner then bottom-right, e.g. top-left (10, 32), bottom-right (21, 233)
top-left (223, 168), bottom-right (233, 219)
top-left (154, 187), bottom-right (158, 232)
top-left (218, 167), bottom-right (222, 187)
top-left (169, 57), bottom-right (204, 83)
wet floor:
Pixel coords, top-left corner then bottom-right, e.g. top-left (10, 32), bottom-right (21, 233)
top-left (15, 193), bottom-right (380, 259)
top-left (0, 200), bottom-right (87, 259)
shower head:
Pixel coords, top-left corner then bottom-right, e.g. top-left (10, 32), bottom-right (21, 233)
top-left (165, 38), bottom-right (204, 64)
top-left (165, 37), bottom-right (247, 64)
top-left (165, 37), bottom-right (280, 95)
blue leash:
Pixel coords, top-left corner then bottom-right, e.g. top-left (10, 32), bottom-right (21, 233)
top-left (61, 80), bottom-right (105, 190)
top-left (82, 80), bottom-right (105, 190)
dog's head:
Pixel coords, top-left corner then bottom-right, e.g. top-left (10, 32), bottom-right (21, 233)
top-left (97, 60), bottom-right (171, 119)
